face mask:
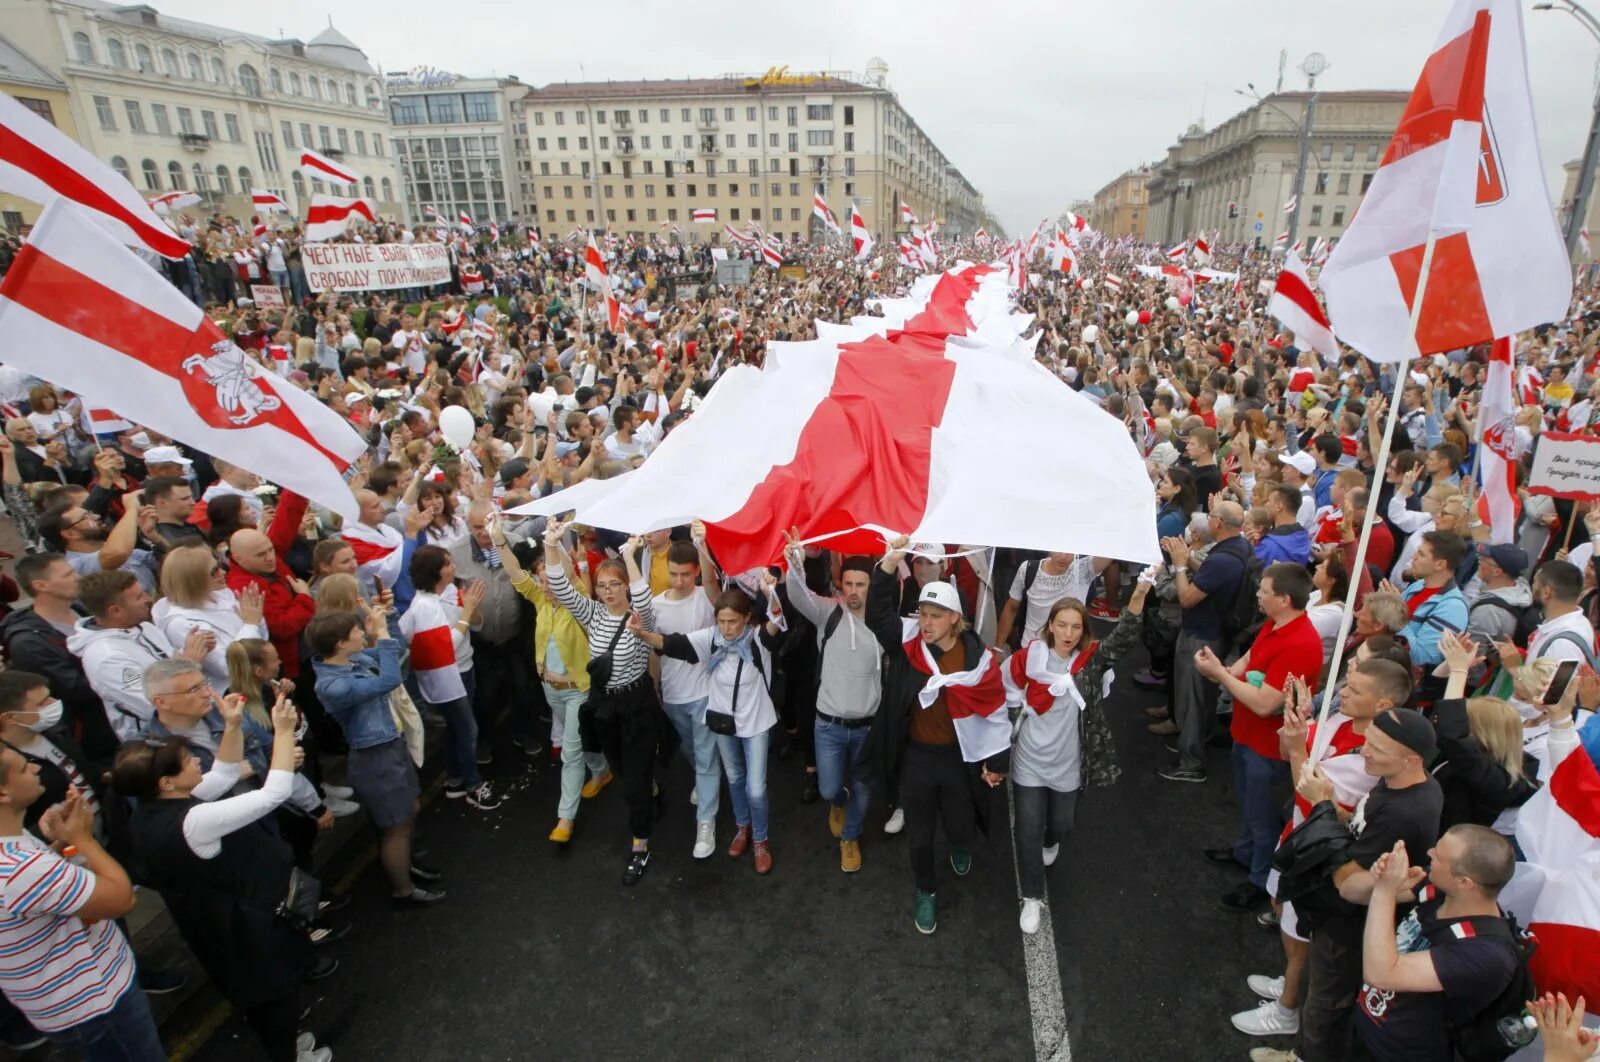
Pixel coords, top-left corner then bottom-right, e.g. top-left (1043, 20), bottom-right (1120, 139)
top-left (18, 699), bottom-right (62, 733)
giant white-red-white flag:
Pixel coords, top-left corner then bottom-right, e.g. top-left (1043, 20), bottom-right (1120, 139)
top-left (1477, 336), bottom-right (1520, 542)
top-left (516, 265), bottom-right (1160, 578)
top-left (251, 189), bottom-right (289, 214)
top-left (584, 232), bottom-right (620, 331)
top-left (1320, 0), bottom-right (1570, 361)
top-left (1267, 248), bottom-right (1338, 360)
top-left (0, 91), bottom-right (190, 258)
top-left (849, 202), bottom-right (874, 261)
top-left (0, 201), bottom-right (366, 516)
top-left (305, 194), bottom-right (376, 241)
top-left (300, 148), bottom-right (360, 186)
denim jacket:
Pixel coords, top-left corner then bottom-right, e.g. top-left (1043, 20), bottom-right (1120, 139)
top-left (148, 707), bottom-right (272, 776)
top-left (311, 640), bottom-right (404, 751)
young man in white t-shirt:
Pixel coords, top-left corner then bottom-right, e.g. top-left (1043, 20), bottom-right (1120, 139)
top-left (652, 523), bottom-right (724, 859)
top-left (994, 552), bottom-right (1111, 649)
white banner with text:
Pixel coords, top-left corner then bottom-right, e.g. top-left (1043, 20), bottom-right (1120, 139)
top-left (1528, 431), bottom-right (1600, 500)
top-left (302, 242), bottom-right (451, 292)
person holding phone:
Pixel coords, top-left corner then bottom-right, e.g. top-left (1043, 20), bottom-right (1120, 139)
top-left (1430, 631), bottom-right (1541, 834)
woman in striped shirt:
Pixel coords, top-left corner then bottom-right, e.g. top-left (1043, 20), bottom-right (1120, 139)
top-left (543, 521), bottom-right (670, 886)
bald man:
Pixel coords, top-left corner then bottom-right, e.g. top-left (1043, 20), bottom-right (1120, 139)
top-left (225, 487), bottom-right (316, 679)
top-left (1158, 499), bottom-right (1253, 784)
top-left (5, 416), bottom-right (71, 484)
top-left (343, 487), bottom-right (426, 615)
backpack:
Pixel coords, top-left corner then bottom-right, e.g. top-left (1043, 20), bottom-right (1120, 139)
top-left (1419, 905), bottom-right (1538, 1062)
top-left (1467, 596), bottom-right (1545, 651)
top-left (1215, 538), bottom-right (1265, 646)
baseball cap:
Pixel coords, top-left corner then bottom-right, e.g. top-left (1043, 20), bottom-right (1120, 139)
top-left (554, 440), bottom-right (581, 458)
top-left (1475, 543), bottom-right (1529, 578)
top-left (910, 542), bottom-right (948, 560)
top-left (1278, 451), bottom-right (1316, 476)
top-left (917, 581), bottom-right (962, 614)
top-left (143, 444), bottom-right (191, 467)
top-left (1373, 708), bottom-right (1437, 763)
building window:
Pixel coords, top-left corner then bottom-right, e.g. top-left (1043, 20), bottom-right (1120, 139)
top-left (92, 96), bottom-right (115, 130)
top-left (366, 81), bottom-right (381, 109)
top-left (724, 133), bottom-right (734, 148)
top-left (427, 95), bottom-right (462, 123)
top-left (210, 58), bottom-right (225, 83)
top-left (134, 44), bottom-right (152, 72)
top-left (11, 97), bottom-right (50, 127)
top-left (166, 160), bottom-right (185, 190)
top-left (807, 130), bottom-right (833, 147)
top-left (215, 165), bottom-right (232, 195)
top-left (224, 114), bottom-right (241, 141)
top-left (537, 137), bottom-right (547, 150)
top-left (662, 135), bottom-right (672, 149)
top-left (345, 82), bottom-right (357, 106)
top-left (560, 161), bottom-right (570, 175)
top-left (107, 38), bottom-right (126, 67)
top-left (238, 166), bottom-right (251, 191)
top-left (730, 208), bottom-right (740, 220)
top-left (1333, 206), bottom-right (1346, 226)
top-left (844, 132), bottom-right (854, 152)
top-left (307, 78), bottom-right (320, 100)
top-left (686, 184), bottom-right (696, 197)
top-left (562, 185), bottom-right (573, 198)
top-left (110, 156), bottom-right (130, 182)
top-left (1367, 143), bottom-right (1380, 163)
top-left (771, 183), bottom-right (781, 197)
top-left (354, 130), bottom-right (366, 154)
top-left (318, 126), bottom-right (331, 150)
top-left (373, 133), bottom-right (383, 156)
top-left (1361, 172), bottom-right (1374, 194)
top-left (465, 92), bottom-right (498, 122)
top-left (202, 111), bottom-right (219, 139)
top-left (1319, 143), bottom-right (1332, 163)
top-left (151, 104), bottom-right (170, 135)
top-left (1336, 172), bottom-right (1351, 195)
top-left (807, 104), bottom-right (832, 120)
top-left (747, 133), bottom-right (757, 147)
top-left (752, 208), bottom-right (761, 221)
top-left (141, 158), bottom-right (159, 189)
top-left (73, 32), bottom-right (94, 63)
top-left (1310, 205), bottom-right (1323, 226)
top-left (1342, 143), bottom-right (1355, 162)
top-left (788, 133), bottom-right (799, 152)
top-left (579, 137), bottom-right (588, 150)
top-left (626, 209), bottom-right (636, 222)
top-left (539, 162), bottom-right (549, 175)
top-left (123, 100), bottom-right (144, 132)
top-left (1314, 172), bottom-right (1328, 194)
top-left (391, 97), bottom-right (423, 125)
top-left (186, 52), bottom-right (202, 79)
top-left (239, 64), bottom-right (260, 96)
top-left (160, 48), bottom-right (179, 75)
top-left (729, 184), bottom-right (737, 196)
top-left (844, 105), bottom-right (854, 125)
top-left (575, 110), bottom-right (585, 124)
top-left (363, 176), bottom-right (375, 199)
top-left (645, 184), bottom-right (655, 197)
top-left (291, 170), bottom-right (305, 202)
top-left (844, 182), bottom-right (854, 195)
top-left (557, 137), bottom-right (567, 150)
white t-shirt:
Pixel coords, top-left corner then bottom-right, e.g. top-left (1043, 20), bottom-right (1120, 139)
top-left (652, 590), bottom-right (714, 704)
top-left (1009, 556), bottom-right (1098, 644)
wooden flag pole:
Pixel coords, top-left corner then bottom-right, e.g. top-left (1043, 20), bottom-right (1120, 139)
top-left (1308, 232), bottom-right (1440, 766)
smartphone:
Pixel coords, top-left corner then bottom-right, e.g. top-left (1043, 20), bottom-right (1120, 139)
top-left (373, 576), bottom-right (385, 597)
top-left (1542, 659), bottom-right (1581, 706)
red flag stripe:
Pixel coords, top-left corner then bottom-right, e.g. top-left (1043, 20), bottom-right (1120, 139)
top-left (407, 624), bottom-right (457, 671)
top-left (306, 200), bottom-right (375, 227)
top-left (0, 124), bottom-right (189, 259)
top-left (1273, 268), bottom-right (1333, 329)
top-left (1548, 740), bottom-right (1600, 839)
top-left (2, 244), bottom-right (347, 468)
top-left (1381, 10), bottom-right (1491, 168)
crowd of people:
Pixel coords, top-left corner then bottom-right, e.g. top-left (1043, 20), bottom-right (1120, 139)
top-left (0, 209), bottom-right (1596, 1062)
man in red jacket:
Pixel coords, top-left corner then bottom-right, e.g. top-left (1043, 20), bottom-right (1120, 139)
top-left (226, 489), bottom-right (315, 679)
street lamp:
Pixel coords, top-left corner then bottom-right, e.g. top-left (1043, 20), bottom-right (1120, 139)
top-left (1237, 53), bottom-right (1327, 251)
top-left (1535, 0), bottom-right (1600, 257)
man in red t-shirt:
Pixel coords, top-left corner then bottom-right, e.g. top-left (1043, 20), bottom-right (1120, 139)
top-left (1194, 562), bottom-right (1325, 909)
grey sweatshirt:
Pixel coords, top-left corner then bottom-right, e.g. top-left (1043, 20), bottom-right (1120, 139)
top-left (784, 568), bottom-right (883, 720)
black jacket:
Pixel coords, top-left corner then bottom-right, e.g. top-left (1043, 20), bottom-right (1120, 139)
top-left (861, 567), bottom-right (1010, 832)
top-left (1431, 698), bottom-right (1540, 831)
top-left (0, 607), bottom-right (115, 761)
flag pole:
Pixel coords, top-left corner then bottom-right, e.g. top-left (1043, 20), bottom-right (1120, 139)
top-left (1308, 231), bottom-right (1439, 765)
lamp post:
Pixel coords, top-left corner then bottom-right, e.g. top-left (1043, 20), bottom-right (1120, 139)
top-left (1535, 1), bottom-right (1600, 257)
top-left (1238, 52), bottom-right (1328, 252)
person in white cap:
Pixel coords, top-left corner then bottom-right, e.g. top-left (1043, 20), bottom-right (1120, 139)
top-left (863, 535), bottom-right (1009, 936)
top-left (1276, 451), bottom-right (1318, 530)
top-left (142, 445), bottom-right (194, 482)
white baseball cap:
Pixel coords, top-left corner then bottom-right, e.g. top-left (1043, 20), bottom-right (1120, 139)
top-left (1278, 451), bottom-right (1316, 476)
top-left (143, 445), bottom-right (192, 467)
top-left (917, 581), bottom-right (962, 614)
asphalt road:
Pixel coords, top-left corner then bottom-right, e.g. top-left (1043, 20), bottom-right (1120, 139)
top-left (166, 635), bottom-right (1287, 1062)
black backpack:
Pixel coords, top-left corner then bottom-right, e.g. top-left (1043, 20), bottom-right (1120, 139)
top-left (1420, 905), bottom-right (1538, 1062)
top-left (1467, 596), bottom-right (1545, 651)
top-left (1215, 538), bottom-right (1265, 646)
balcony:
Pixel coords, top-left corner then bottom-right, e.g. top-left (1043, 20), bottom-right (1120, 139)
top-left (615, 139), bottom-right (635, 156)
top-left (697, 137), bottom-right (720, 155)
top-left (179, 132), bottom-right (210, 151)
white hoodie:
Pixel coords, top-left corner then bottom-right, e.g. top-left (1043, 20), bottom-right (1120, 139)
top-left (151, 591), bottom-right (265, 691)
top-left (65, 619), bottom-right (175, 742)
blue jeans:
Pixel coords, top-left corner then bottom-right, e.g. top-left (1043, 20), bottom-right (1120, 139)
top-left (1231, 743), bottom-right (1289, 889)
top-left (662, 697), bottom-right (721, 824)
top-left (49, 980), bottom-right (165, 1062)
top-left (548, 683), bottom-right (608, 820)
top-left (813, 716), bottom-right (872, 840)
top-left (431, 668), bottom-right (480, 790)
top-left (715, 727), bottom-right (770, 842)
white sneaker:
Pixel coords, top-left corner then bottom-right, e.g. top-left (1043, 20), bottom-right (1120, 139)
top-left (296, 1033), bottom-right (315, 1053)
top-left (692, 821), bottom-right (715, 859)
top-left (690, 788), bottom-right (698, 806)
top-left (1232, 1000), bottom-right (1300, 1037)
top-left (884, 807), bottom-right (905, 834)
top-left (322, 785), bottom-right (354, 801)
top-left (324, 797), bottom-right (360, 818)
top-left (1042, 843), bottom-right (1060, 867)
top-left (1248, 974), bottom-right (1285, 1001)
top-left (1019, 898), bottom-right (1042, 935)
top-left (296, 1048), bottom-right (332, 1062)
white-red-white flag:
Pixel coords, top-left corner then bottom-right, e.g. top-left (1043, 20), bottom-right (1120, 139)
top-left (1104, 272), bottom-right (1124, 292)
top-left (1478, 336), bottom-right (1520, 542)
top-left (584, 232), bottom-right (620, 331)
top-left (762, 241), bottom-right (783, 268)
top-left (814, 190), bottom-right (841, 235)
top-left (901, 203), bottom-right (918, 226)
top-left (1165, 243), bottom-right (1188, 261)
top-left (724, 223), bottom-right (754, 246)
top-left (1581, 228), bottom-right (1593, 260)
top-left (300, 148), bottom-right (359, 186)
top-left (1283, 195), bottom-right (1298, 215)
top-left (0, 90), bottom-right (190, 259)
top-left (0, 201), bottom-right (365, 516)
top-left (457, 212), bottom-right (474, 233)
top-left (305, 194), bottom-right (376, 241)
top-left (1321, 0), bottom-right (1569, 361)
top-left (251, 189), bottom-right (289, 214)
top-left (850, 203), bottom-right (874, 262)
top-left (1192, 236), bottom-right (1213, 266)
top-left (78, 405), bottom-right (131, 435)
top-left (692, 208), bottom-right (716, 223)
top-left (1267, 248), bottom-right (1338, 360)
top-left (975, 227), bottom-right (987, 241)
top-left (148, 191), bottom-right (201, 215)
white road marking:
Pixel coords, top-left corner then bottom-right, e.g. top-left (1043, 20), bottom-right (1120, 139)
top-left (1006, 780), bottom-right (1071, 1061)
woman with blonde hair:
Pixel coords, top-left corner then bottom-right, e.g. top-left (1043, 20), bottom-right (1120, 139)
top-left (153, 544), bottom-right (267, 689)
top-left (315, 573), bottom-right (365, 616)
top-left (1436, 633), bottom-right (1543, 835)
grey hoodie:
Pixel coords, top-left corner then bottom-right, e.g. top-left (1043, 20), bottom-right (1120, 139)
top-left (1466, 580), bottom-right (1533, 656)
top-left (784, 568), bottom-right (883, 721)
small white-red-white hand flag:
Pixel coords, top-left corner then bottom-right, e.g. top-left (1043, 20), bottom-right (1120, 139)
top-left (850, 203), bottom-right (874, 262)
top-left (305, 194), bottom-right (376, 241)
top-left (1267, 248), bottom-right (1338, 360)
top-left (584, 232), bottom-right (620, 331)
top-left (300, 148), bottom-right (360, 186)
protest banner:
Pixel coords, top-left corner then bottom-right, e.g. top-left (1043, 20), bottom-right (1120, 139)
top-left (302, 242), bottom-right (451, 292)
top-left (249, 285), bottom-right (285, 309)
top-left (1527, 432), bottom-right (1600, 500)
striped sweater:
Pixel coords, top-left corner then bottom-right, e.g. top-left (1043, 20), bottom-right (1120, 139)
top-left (547, 564), bottom-right (655, 689)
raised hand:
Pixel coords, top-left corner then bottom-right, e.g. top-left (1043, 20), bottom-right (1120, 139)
top-left (236, 582), bottom-right (265, 626)
top-left (216, 691), bottom-right (246, 727)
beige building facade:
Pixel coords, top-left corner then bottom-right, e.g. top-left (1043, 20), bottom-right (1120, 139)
top-left (5, 0), bottom-right (405, 225)
top-left (1559, 158), bottom-right (1600, 260)
top-left (1145, 90), bottom-right (1407, 251)
top-left (1087, 167), bottom-right (1150, 239)
top-left (0, 35), bottom-right (81, 230)
top-left (518, 67), bottom-right (988, 244)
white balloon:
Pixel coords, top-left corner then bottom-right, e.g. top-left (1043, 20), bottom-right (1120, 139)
top-left (1125, 311), bottom-right (1140, 327)
top-left (526, 390), bottom-right (556, 424)
top-left (1082, 325), bottom-right (1099, 345)
top-left (1165, 296), bottom-right (1181, 311)
top-left (439, 405), bottom-right (475, 448)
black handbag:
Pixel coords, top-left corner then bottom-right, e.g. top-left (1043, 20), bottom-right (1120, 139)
top-left (704, 648), bottom-right (769, 736)
top-left (585, 615), bottom-right (628, 692)
top-left (276, 867), bottom-right (322, 933)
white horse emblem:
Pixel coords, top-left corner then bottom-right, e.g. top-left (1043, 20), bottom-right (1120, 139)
top-left (182, 341), bottom-right (282, 425)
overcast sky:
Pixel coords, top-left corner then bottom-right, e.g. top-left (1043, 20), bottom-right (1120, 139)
top-left (155, 0), bottom-right (1596, 234)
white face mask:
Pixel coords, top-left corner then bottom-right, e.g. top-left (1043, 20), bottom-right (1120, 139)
top-left (17, 699), bottom-right (62, 733)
